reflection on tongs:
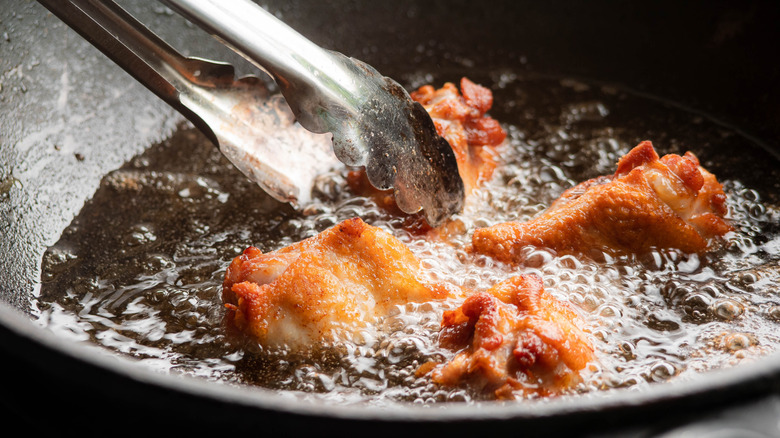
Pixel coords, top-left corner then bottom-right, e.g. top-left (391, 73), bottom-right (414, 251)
top-left (37, 0), bottom-right (464, 226)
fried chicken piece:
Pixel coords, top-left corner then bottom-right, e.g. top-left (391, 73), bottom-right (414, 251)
top-left (420, 274), bottom-right (594, 399)
top-left (411, 77), bottom-right (506, 193)
top-left (347, 77), bottom-right (506, 233)
top-left (472, 141), bottom-right (732, 263)
top-left (222, 218), bottom-right (457, 349)
top-left (224, 220), bottom-right (593, 396)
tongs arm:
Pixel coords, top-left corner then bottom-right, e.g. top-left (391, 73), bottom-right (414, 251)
top-left (38, 0), bottom-right (342, 205)
top-left (39, 0), bottom-right (465, 226)
top-left (161, 0), bottom-right (358, 137)
top-left (161, 0), bottom-right (465, 225)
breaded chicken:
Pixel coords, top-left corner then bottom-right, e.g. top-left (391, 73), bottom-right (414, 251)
top-left (419, 274), bottom-right (594, 399)
top-left (472, 141), bottom-right (732, 263)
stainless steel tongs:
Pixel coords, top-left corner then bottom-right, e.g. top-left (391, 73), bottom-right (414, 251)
top-left (38, 0), bottom-right (465, 226)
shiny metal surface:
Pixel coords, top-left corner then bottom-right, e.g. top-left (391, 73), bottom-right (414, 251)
top-left (37, 0), bottom-right (464, 224)
top-left (35, 0), bottom-right (339, 206)
top-left (162, 0), bottom-right (464, 226)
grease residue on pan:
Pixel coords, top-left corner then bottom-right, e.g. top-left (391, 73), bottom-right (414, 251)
top-left (37, 73), bottom-right (780, 405)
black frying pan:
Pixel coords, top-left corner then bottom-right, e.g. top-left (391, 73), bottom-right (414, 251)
top-left (2, 1), bottom-right (780, 436)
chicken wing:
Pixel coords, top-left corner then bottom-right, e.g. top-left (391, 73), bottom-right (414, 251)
top-left (419, 274), bottom-right (594, 399)
top-left (472, 141), bottom-right (732, 263)
top-left (222, 218), bottom-right (458, 349)
top-left (347, 77), bottom-right (506, 233)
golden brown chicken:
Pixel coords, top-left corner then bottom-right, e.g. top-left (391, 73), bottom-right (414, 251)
top-left (222, 218), bottom-right (458, 349)
top-left (347, 77), bottom-right (506, 233)
top-left (472, 141), bottom-right (732, 263)
top-left (224, 221), bottom-right (595, 398)
top-left (418, 274), bottom-right (594, 399)
top-left (410, 77), bottom-right (507, 193)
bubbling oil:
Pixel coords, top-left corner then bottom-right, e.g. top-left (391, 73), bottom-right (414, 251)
top-left (37, 73), bottom-right (780, 404)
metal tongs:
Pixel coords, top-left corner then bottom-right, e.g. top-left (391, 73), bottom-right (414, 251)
top-left (38, 0), bottom-right (464, 226)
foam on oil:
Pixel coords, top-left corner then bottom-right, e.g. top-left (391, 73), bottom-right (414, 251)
top-left (38, 73), bottom-right (780, 404)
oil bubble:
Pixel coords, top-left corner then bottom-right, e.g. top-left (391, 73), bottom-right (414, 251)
top-left (722, 333), bottom-right (755, 352)
top-left (711, 299), bottom-right (744, 321)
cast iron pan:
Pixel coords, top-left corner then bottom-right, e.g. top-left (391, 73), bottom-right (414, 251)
top-left (2, 1), bottom-right (779, 436)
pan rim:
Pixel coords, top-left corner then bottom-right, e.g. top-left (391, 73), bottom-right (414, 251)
top-left (2, 298), bottom-right (779, 424)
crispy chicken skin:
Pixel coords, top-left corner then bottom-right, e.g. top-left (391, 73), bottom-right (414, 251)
top-left (224, 221), bottom-right (595, 398)
top-left (472, 141), bottom-right (732, 263)
top-left (410, 77), bottom-right (506, 193)
top-left (222, 218), bottom-right (457, 349)
top-left (347, 78), bottom-right (506, 231)
top-left (420, 274), bottom-right (594, 399)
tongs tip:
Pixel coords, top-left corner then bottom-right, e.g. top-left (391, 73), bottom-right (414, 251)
top-left (314, 58), bottom-right (465, 227)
